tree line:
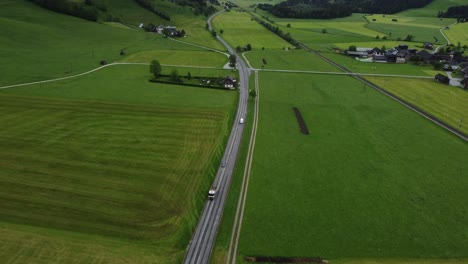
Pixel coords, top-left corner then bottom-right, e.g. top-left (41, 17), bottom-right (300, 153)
top-left (133, 0), bottom-right (171, 21)
top-left (439, 5), bottom-right (468, 21)
top-left (27, 0), bottom-right (101, 21)
top-left (257, 0), bottom-right (433, 19)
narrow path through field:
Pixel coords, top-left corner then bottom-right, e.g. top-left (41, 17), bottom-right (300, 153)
top-left (226, 70), bottom-right (260, 264)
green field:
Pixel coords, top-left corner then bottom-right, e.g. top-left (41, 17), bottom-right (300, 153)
top-left (212, 11), bottom-right (292, 50)
top-left (0, 65), bottom-right (237, 264)
top-left (366, 77), bottom-right (468, 134)
top-left (320, 52), bottom-right (434, 76)
top-left (244, 49), bottom-right (339, 71)
top-left (0, 0), bottom-right (224, 87)
top-left (120, 49), bottom-right (228, 66)
top-left (237, 72), bottom-right (468, 261)
top-left (444, 23), bottom-right (468, 47)
top-left (398, 0), bottom-right (468, 17)
top-left (365, 16), bottom-right (449, 44)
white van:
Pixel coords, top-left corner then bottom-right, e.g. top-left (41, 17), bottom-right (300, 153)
top-left (239, 118), bottom-right (244, 124)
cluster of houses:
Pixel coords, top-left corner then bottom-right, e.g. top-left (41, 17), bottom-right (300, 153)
top-left (346, 43), bottom-right (468, 89)
top-left (140, 23), bottom-right (185, 37)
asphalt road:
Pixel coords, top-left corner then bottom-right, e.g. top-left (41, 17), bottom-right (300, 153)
top-left (183, 10), bottom-right (251, 264)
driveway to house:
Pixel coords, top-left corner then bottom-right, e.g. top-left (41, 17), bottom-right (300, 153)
top-left (183, 9), bottom-right (251, 264)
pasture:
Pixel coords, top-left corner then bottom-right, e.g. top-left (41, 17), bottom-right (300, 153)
top-left (245, 49), bottom-right (339, 72)
top-left (120, 49), bottom-right (228, 67)
top-left (0, 0), bottom-right (224, 87)
top-left (320, 52), bottom-right (433, 76)
top-left (443, 22), bottom-right (468, 47)
top-left (237, 72), bottom-right (468, 261)
top-left (397, 0), bottom-right (468, 17)
top-left (211, 11), bottom-right (292, 50)
top-left (0, 65), bottom-right (237, 264)
top-left (365, 77), bottom-right (468, 134)
top-left (365, 18), bottom-right (447, 44)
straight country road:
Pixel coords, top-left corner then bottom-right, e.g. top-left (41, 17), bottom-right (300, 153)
top-left (183, 10), bottom-right (251, 264)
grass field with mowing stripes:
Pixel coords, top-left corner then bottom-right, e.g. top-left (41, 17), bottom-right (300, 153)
top-left (0, 65), bottom-right (237, 264)
top-left (212, 11), bottom-right (292, 50)
top-left (237, 72), bottom-right (468, 261)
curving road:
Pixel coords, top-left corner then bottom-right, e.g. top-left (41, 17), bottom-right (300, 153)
top-left (183, 10), bottom-right (251, 264)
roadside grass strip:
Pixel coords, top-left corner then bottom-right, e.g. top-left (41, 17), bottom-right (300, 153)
top-left (237, 72), bottom-right (468, 261)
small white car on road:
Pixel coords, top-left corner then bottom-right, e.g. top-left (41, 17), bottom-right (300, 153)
top-left (239, 118), bottom-right (244, 124)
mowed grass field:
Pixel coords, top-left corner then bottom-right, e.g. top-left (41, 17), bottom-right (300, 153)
top-left (365, 77), bottom-right (468, 135)
top-left (444, 23), bottom-right (468, 47)
top-left (120, 49), bottom-right (228, 66)
top-left (398, 0), bottom-right (468, 17)
top-left (245, 49), bottom-right (339, 71)
top-left (212, 11), bottom-right (292, 50)
top-left (364, 15), bottom-right (450, 44)
top-left (0, 65), bottom-right (237, 264)
top-left (237, 72), bottom-right (468, 261)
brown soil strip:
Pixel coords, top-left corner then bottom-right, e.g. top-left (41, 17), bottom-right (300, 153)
top-left (245, 256), bottom-right (327, 263)
top-left (293, 107), bottom-right (309, 135)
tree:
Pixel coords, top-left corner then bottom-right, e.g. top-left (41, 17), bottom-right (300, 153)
top-left (376, 35), bottom-right (380, 39)
top-left (382, 36), bottom-right (387, 40)
top-left (322, 28), bottom-right (328, 34)
top-left (180, 29), bottom-right (186, 37)
top-left (211, 29), bottom-right (217, 37)
top-left (404, 34), bottom-right (414, 42)
top-left (150, 60), bottom-right (161, 79)
top-left (381, 45), bottom-right (386, 52)
top-left (246, 44), bottom-right (252, 51)
top-left (229, 54), bottom-right (237, 68)
top-left (249, 89), bottom-right (257, 97)
top-left (187, 72), bottom-right (191, 80)
top-left (287, 23), bottom-right (291, 27)
top-left (348, 45), bottom-right (357, 51)
top-left (236, 46), bottom-right (242, 52)
top-left (220, 29), bottom-right (224, 34)
top-left (170, 69), bottom-right (181, 82)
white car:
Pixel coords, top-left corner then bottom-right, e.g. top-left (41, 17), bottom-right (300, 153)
top-left (239, 118), bottom-right (244, 124)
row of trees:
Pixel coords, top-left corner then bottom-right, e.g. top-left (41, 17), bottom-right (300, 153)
top-left (173, 0), bottom-right (216, 17)
top-left (133, 0), bottom-right (170, 20)
top-left (27, 0), bottom-right (100, 21)
top-left (257, 0), bottom-right (433, 19)
top-left (438, 5), bottom-right (468, 21)
top-left (253, 16), bottom-right (299, 47)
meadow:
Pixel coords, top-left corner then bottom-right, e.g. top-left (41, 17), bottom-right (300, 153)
top-left (237, 72), bottom-right (468, 261)
top-left (365, 77), bottom-right (468, 134)
top-left (245, 49), bottom-right (339, 71)
top-left (212, 10), bottom-right (292, 50)
top-left (397, 0), bottom-right (468, 17)
top-left (120, 49), bottom-right (228, 67)
top-left (443, 22), bottom-right (468, 47)
top-left (319, 52), bottom-right (434, 76)
top-left (0, 0), bottom-right (223, 87)
top-left (0, 65), bottom-right (237, 264)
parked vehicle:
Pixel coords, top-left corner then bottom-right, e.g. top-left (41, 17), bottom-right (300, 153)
top-left (208, 186), bottom-right (217, 200)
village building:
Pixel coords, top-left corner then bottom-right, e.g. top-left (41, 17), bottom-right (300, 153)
top-left (223, 76), bottom-right (237, 89)
top-left (435, 73), bottom-right (450, 84)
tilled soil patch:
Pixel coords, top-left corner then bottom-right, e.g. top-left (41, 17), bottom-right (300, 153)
top-left (245, 256), bottom-right (327, 263)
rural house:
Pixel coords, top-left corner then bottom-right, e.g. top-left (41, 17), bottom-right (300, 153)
top-left (223, 76), bottom-right (237, 89)
top-left (424, 42), bottom-right (434, 50)
top-left (435, 73), bottom-right (450, 84)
